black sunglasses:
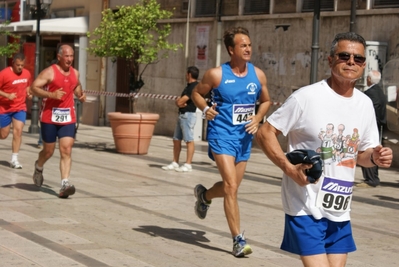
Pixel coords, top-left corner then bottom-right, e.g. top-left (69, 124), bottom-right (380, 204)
top-left (335, 52), bottom-right (366, 64)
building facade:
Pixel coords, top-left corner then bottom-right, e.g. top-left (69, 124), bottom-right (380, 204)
top-left (3, 0), bottom-right (399, 137)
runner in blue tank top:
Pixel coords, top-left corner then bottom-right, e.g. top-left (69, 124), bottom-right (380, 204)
top-left (192, 26), bottom-right (271, 257)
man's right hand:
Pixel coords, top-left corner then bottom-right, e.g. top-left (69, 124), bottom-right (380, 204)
top-left (51, 88), bottom-right (66, 100)
top-left (7, 92), bottom-right (16, 100)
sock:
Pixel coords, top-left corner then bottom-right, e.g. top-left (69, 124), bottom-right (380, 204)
top-left (61, 178), bottom-right (69, 186)
top-left (233, 233), bottom-right (242, 242)
top-left (11, 153), bottom-right (18, 162)
top-left (35, 162), bottom-right (43, 171)
top-left (201, 191), bottom-right (211, 204)
top-left (184, 163), bottom-right (191, 167)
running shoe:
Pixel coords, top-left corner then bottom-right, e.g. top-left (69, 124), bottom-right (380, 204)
top-left (232, 232), bottom-right (252, 257)
top-left (194, 184), bottom-right (211, 219)
top-left (161, 162), bottom-right (179, 170)
top-left (59, 181), bottom-right (76, 198)
top-left (10, 160), bottom-right (22, 169)
top-left (32, 161), bottom-right (44, 187)
top-left (176, 163), bottom-right (192, 172)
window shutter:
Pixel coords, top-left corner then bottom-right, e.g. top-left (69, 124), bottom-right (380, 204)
top-left (374, 0), bottom-right (399, 8)
top-left (195, 0), bottom-right (217, 17)
top-left (244, 0), bottom-right (270, 15)
top-left (302, 0), bottom-right (334, 12)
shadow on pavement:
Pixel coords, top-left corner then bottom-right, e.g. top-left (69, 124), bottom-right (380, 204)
top-left (133, 225), bottom-right (230, 254)
top-left (380, 180), bottom-right (399, 188)
top-left (0, 160), bottom-right (10, 167)
top-left (72, 142), bottom-right (116, 153)
top-left (1, 183), bottom-right (58, 197)
top-left (374, 195), bottom-right (399, 203)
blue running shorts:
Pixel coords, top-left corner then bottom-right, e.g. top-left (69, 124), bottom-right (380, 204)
top-left (41, 122), bottom-right (76, 143)
top-left (0, 111), bottom-right (26, 128)
top-left (281, 214), bottom-right (357, 256)
top-left (173, 112), bottom-right (197, 142)
top-left (208, 137), bottom-right (252, 163)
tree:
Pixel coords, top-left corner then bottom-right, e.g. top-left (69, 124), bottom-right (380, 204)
top-left (87, 0), bottom-right (182, 113)
top-left (0, 20), bottom-right (21, 57)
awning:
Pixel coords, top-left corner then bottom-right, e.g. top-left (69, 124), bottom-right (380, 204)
top-left (4, 16), bottom-right (88, 35)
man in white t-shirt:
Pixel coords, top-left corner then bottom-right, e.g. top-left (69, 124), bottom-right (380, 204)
top-left (256, 32), bottom-right (393, 267)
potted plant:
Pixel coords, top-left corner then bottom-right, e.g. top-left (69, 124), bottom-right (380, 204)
top-left (87, 0), bottom-right (182, 154)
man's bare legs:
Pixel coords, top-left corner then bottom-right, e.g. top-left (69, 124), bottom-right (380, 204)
top-left (205, 154), bottom-right (246, 237)
top-left (59, 136), bottom-right (74, 179)
top-left (186, 140), bottom-right (195, 165)
top-left (35, 136), bottom-right (75, 197)
top-left (1, 118), bottom-right (25, 168)
top-left (11, 119), bottom-right (24, 154)
top-left (172, 139), bottom-right (181, 163)
top-left (199, 153), bottom-right (251, 256)
top-left (37, 142), bottom-right (56, 168)
top-left (0, 124), bottom-right (10, 139)
top-left (164, 139), bottom-right (195, 172)
top-left (301, 253), bottom-right (347, 267)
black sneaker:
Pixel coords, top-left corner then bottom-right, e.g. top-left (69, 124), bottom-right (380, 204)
top-left (194, 184), bottom-right (211, 219)
top-left (58, 181), bottom-right (76, 198)
top-left (32, 161), bottom-right (44, 187)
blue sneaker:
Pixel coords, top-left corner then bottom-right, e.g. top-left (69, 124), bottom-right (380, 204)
top-left (232, 232), bottom-right (252, 257)
top-left (194, 184), bottom-right (211, 219)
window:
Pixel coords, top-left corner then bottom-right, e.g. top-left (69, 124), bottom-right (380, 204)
top-left (182, 0), bottom-right (189, 13)
top-left (195, 0), bottom-right (216, 17)
top-left (0, 0), bottom-right (18, 22)
top-left (244, 0), bottom-right (270, 15)
top-left (302, 0), bottom-right (334, 12)
top-left (374, 0), bottom-right (399, 8)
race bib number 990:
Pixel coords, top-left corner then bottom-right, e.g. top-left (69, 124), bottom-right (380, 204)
top-left (51, 108), bottom-right (72, 123)
top-left (315, 177), bottom-right (353, 212)
top-left (232, 104), bottom-right (255, 125)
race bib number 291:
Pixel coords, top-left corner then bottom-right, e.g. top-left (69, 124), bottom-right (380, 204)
top-left (51, 108), bottom-right (72, 123)
top-left (315, 177), bottom-right (354, 212)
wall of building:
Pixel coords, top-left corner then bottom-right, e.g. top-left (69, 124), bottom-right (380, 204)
top-left (45, 1), bottom-right (399, 139)
top-left (132, 8), bottom-right (399, 137)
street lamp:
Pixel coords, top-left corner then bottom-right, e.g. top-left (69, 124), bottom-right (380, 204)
top-left (28, 0), bottom-right (53, 134)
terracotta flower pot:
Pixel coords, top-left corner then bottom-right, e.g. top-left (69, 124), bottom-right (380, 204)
top-left (107, 112), bottom-right (160, 154)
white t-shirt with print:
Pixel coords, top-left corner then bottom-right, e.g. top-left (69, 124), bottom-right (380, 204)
top-left (267, 80), bottom-right (379, 222)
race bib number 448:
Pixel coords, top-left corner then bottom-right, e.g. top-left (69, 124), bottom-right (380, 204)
top-left (315, 177), bottom-right (354, 212)
top-left (232, 104), bottom-right (255, 125)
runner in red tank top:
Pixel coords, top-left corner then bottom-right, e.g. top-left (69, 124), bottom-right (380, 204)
top-left (0, 53), bottom-right (32, 169)
top-left (30, 44), bottom-right (86, 198)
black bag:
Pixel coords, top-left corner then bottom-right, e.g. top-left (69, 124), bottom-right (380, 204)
top-left (286, 149), bottom-right (323, 183)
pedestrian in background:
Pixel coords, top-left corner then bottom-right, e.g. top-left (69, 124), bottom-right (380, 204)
top-left (358, 69), bottom-right (387, 188)
top-left (162, 66), bottom-right (199, 172)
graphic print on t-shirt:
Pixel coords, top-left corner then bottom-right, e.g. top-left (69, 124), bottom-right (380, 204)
top-left (316, 123), bottom-right (359, 168)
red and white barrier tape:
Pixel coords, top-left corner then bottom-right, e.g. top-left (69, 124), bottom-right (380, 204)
top-left (83, 90), bottom-right (283, 106)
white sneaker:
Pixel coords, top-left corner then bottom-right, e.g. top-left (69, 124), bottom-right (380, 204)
top-left (162, 162), bottom-right (179, 170)
top-left (176, 163), bottom-right (192, 172)
top-left (10, 160), bottom-right (22, 169)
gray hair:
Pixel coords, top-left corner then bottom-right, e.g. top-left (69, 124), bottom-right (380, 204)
top-left (12, 52), bottom-right (25, 62)
top-left (57, 44), bottom-right (74, 56)
top-left (368, 70), bottom-right (381, 84)
top-left (330, 32), bottom-right (366, 56)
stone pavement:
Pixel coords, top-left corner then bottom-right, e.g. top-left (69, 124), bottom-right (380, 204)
top-left (0, 122), bottom-right (399, 267)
